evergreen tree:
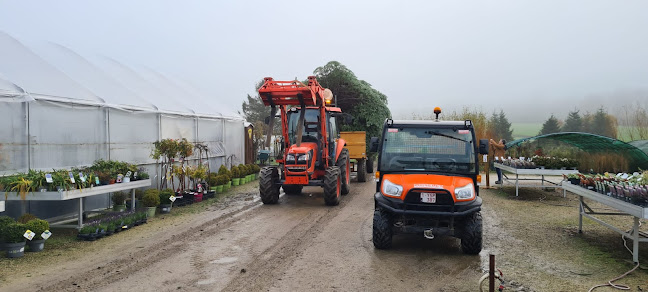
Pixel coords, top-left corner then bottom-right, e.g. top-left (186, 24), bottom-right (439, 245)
top-left (591, 107), bottom-right (617, 138)
top-left (562, 110), bottom-right (583, 132)
top-left (497, 110), bottom-right (513, 141)
top-left (539, 115), bottom-right (561, 135)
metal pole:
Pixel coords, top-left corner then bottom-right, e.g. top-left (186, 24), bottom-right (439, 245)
top-left (633, 217), bottom-right (639, 263)
top-left (578, 196), bottom-right (584, 233)
top-left (106, 108), bottom-right (111, 160)
top-left (78, 198), bottom-right (83, 228)
top-left (485, 157), bottom-right (490, 188)
top-left (489, 254), bottom-right (495, 292)
top-left (26, 102), bottom-right (31, 170)
top-left (515, 173), bottom-right (519, 197)
top-left (131, 188), bottom-right (136, 212)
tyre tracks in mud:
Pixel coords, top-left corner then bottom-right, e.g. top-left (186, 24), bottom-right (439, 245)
top-left (36, 193), bottom-right (264, 292)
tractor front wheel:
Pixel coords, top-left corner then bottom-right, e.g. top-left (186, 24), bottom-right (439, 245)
top-left (357, 158), bottom-right (367, 182)
top-left (323, 166), bottom-right (341, 206)
top-left (259, 167), bottom-right (280, 204)
top-left (337, 148), bottom-right (350, 195)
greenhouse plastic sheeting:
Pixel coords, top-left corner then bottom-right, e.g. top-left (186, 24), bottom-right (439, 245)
top-left (506, 132), bottom-right (648, 169)
top-left (629, 140), bottom-right (648, 156)
top-left (0, 103), bottom-right (27, 173)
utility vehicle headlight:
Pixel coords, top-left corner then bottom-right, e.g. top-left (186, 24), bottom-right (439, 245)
top-left (297, 153), bottom-right (310, 162)
top-left (455, 183), bottom-right (475, 200)
top-left (382, 179), bottom-right (403, 198)
top-left (286, 154), bottom-right (296, 162)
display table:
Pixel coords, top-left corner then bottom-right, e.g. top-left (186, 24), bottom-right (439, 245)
top-left (563, 183), bottom-right (648, 263)
top-left (1, 179), bottom-right (151, 228)
top-left (494, 163), bottom-right (578, 196)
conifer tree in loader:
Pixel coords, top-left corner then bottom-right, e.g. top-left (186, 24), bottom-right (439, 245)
top-left (258, 76), bottom-right (350, 206)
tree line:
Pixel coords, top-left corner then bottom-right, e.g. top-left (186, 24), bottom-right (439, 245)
top-left (539, 108), bottom-right (618, 138)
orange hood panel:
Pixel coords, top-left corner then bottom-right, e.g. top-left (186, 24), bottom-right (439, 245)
top-left (381, 173), bottom-right (474, 201)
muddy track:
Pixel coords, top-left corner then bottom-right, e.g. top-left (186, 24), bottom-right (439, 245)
top-left (37, 194), bottom-right (262, 292)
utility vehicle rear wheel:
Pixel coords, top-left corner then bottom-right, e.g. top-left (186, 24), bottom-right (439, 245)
top-left (336, 148), bottom-right (350, 195)
top-left (372, 208), bottom-right (392, 249)
top-left (460, 212), bottom-right (483, 255)
top-left (282, 185), bottom-right (303, 195)
top-left (259, 167), bottom-right (280, 204)
top-left (323, 166), bottom-right (341, 206)
top-left (357, 158), bottom-right (367, 182)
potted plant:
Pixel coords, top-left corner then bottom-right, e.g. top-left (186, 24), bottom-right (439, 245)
top-left (231, 166), bottom-right (241, 186)
top-left (112, 191), bottom-right (128, 212)
top-left (142, 189), bottom-right (160, 218)
top-left (159, 189), bottom-right (174, 213)
top-left (1, 223), bottom-right (27, 258)
top-left (0, 215), bottom-right (16, 251)
top-left (77, 224), bottom-right (99, 241)
top-left (24, 218), bottom-right (49, 252)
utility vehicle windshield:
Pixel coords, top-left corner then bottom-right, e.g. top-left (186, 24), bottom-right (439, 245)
top-left (287, 109), bottom-right (319, 145)
top-left (379, 127), bottom-right (476, 174)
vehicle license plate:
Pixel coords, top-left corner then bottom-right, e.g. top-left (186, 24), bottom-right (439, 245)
top-left (420, 193), bottom-right (436, 203)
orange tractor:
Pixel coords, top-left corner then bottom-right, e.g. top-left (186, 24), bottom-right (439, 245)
top-left (258, 76), bottom-right (350, 205)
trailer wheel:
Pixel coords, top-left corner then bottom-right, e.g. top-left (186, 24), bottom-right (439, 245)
top-left (336, 148), bottom-right (350, 195)
top-left (357, 158), bottom-right (367, 182)
top-left (366, 156), bottom-right (374, 174)
top-left (282, 185), bottom-right (303, 195)
top-left (259, 167), bottom-right (280, 204)
top-left (459, 212), bottom-right (483, 255)
top-left (323, 166), bottom-right (341, 206)
top-left (372, 208), bottom-right (392, 249)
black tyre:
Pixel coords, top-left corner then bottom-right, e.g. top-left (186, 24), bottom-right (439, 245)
top-left (459, 212), bottom-right (483, 255)
top-left (323, 166), bottom-right (341, 206)
top-left (357, 159), bottom-right (367, 182)
top-left (366, 156), bottom-right (374, 174)
top-left (259, 167), bottom-right (280, 204)
top-left (282, 184), bottom-right (303, 195)
top-left (336, 148), bottom-right (350, 195)
top-left (372, 208), bottom-right (392, 249)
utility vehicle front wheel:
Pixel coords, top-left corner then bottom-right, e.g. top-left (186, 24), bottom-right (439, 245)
top-left (459, 212), bottom-right (483, 255)
top-left (372, 209), bottom-right (392, 249)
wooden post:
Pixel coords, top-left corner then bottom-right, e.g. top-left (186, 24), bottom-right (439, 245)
top-left (485, 155), bottom-right (490, 188)
top-left (489, 254), bottom-right (495, 292)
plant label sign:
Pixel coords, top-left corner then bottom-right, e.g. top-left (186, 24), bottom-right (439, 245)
top-left (79, 173), bottom-right (86, 183)
top-left (117, 174), bottom-right (123, 183)
top-left (483, 155), bottom-right (487, 163)
top-left (45, 173), bottom-right (53, 183)
top-left (68, 172), bottom-right (76, 184)
top-left (134, 171), bottom-right (138, 179)
top-left (24, 229), bottom-right (36, 241)
top-left (169, 195), bottom-right (176, 202)
top-left (95, 177), bottom-right (100, 185)
top-left (126, 171), bottom-right (132, 178)
top-left (41, 230), bottom-right (52, 240)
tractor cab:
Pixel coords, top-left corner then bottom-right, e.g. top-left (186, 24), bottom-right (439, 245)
top-left (285, 107), bottom-right (342, 170)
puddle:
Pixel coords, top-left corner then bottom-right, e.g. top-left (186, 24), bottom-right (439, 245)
top-left (210, 257), bottom-right (238, 264)
top-left (196, 278), bottom-right (217, 285)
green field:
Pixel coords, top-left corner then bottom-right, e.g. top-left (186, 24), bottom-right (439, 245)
top-left (511, 123), bottom-right (542, 140)
top-left (510, 123), bottom-right (638, 142)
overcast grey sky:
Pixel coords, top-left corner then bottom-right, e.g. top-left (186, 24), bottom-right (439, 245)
top-left (1, 0), bottom-right (647, 121)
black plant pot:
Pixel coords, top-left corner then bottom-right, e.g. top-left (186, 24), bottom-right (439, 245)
top-left (27, 239), bottom-right (46, 252)
top-left (5, 242), bottom-right (26, 258)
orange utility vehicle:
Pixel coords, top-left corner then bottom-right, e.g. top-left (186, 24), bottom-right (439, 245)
top-left (339, 131), bottom-right (374, 182)
top-left (258, 76), bottom-right (350, 206)
top-left (370, 108), bottom-right (489, 254)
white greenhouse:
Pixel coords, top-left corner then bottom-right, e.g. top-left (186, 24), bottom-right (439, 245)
top-left (0, 31), bottom-right (245, 220)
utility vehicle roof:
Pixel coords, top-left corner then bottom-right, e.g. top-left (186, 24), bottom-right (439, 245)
top-left (389, 120), bottom-right (473, 127)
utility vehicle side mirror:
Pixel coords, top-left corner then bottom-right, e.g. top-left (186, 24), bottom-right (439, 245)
top-left (264, 116), bottom-right (271, 125)
top-left (369, 137), bottom-right (380, 152)
top-left (479, 139), bottom-right (489, 154)
top-left (344, 115), bottom-right (353, 125)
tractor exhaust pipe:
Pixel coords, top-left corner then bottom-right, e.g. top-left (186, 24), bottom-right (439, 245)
top-left (423, 229), bottom-right (435, 240)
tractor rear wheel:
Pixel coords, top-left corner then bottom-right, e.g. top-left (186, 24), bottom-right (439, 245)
top-left (372, 208), bottom-right (392, 249)
top-left (459, 212), bottom-right (483, 255)
top-left (282, 184), bottom-right (303, 195)
top-left (366, 156), bottom-right (374, 174)
top-left (336, 148), bottom-right (350, 195)
top-left (357, 158), bottom-right (367, 182)
top-left (323, 166), bottom-right (341, 206)
top-left (259, 167), bottom-right (280, 204)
